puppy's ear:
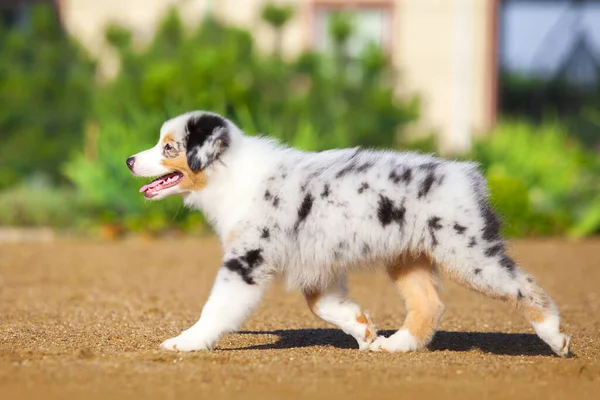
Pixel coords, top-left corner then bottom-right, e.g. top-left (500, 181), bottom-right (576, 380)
top-left (185, 114), bottom-right (230, 172)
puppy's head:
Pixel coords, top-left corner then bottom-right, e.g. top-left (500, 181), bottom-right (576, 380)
top-left (127, 111), bottom-right (231, 200)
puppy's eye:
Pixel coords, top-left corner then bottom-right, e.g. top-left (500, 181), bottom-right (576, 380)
top-left (164, 143), bottom-right (173, 151)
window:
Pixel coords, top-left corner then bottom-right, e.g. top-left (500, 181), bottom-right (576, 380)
top-left (313, 2), bottom-right (393, 58)
top-left (0, 5), bottom-right (31, 30)
top-left (0, 0), bottom-right (56, 31)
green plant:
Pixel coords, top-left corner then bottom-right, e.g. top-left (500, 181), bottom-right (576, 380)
top-left (261, 3), bottom-right (294, 55)
top-left (0, 4), bottom-right (96, 190)
top-left (471, 119), bottom-right (600, 237)
top-left (63, 109), bottom-right (203, 234)
top-left (0, 183), bottom-right (81, 228)
top-left (61, 8), bottom-right (417, 232)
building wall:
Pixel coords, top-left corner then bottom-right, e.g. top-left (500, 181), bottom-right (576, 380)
top-left (59, 0), bottom-right (497, 154)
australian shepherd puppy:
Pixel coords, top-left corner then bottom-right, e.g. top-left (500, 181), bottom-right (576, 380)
top-left (126, 111), bottom-right (570, 356)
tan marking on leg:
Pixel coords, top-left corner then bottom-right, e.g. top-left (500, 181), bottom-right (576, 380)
top-left (356, 313), bottom-right (368, 325)
top-left (304, 291), bottom-right (376, 344)
top-left (516, 277), bottom-right (555, 324)
top-left (303, 290), bottom-right (320, 314)
top-left (520, 303), bottom-right (546, 323)
top-left (440, 267), bottom-right (512, 301)
top-left (388, 256), bottom-right (444, 346)
top-left (357, 312), bottom-right (377, 342)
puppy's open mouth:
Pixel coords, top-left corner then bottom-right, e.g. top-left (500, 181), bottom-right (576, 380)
top-left (139, 171), bottom-right (184, 198)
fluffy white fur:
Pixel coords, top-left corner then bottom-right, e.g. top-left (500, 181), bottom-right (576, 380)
top-left (127, 111), bottom-right (570, 357)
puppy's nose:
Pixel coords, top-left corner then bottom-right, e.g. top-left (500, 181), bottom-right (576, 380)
top-left (126, 157), bottom-right (135, 171)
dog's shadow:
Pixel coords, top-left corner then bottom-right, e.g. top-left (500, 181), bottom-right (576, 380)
top-left (231, 329), bottom-right (557, 356)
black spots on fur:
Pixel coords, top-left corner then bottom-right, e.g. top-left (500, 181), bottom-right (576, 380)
top-left (419, 162), bottom-right (439, 171)
top-left (377, 195), bottom-right (406, 227)
top-left (293, 193), bottom-right (314, 232)
top-left (335, 154), bottom-right (359, 178)
top-left (302, 168), bottom-right (325, 192)
top-left (417, 163), bottom-right (442, 199)
top-left (517, 290), bottom-right (524, 300)
top-left (321, 184), bottom-right (331, 198)
top-left (428, 216), bottom-right (443, 229)
top-left (358, 182), bottom-right (370, 194)
top-left (526, 277), bottom-right (533, 283)
top-left (336, 162), bottom-right (357, 178)
top-left (418, 172), bottom-right (436, 199)
top-left (362, 243), bottom-right (371, 255)
top-left (224, 259), bottom-right (246, 281)
top-left (335, 148), bottom-right (370, 178)
top-left (377, 196), bottom-right (394, 225)
top-left (298, 193), bottom-right (314, 221)
top-left (185, 114), bottom-right (229, 171)
top-left (265, 190), bottom-right (279, 207)
top-left (243, 249), bottom-right (263, 269)
top-left (468, 236), bottom-right (477, 248)
top-left (484, 243), bottom-right (504, 258)
top-left (389, 167), bottom-right (413, 185)
top-left (388, 170), bottom-right (401, 184)
top-left (437, 174), bottom-right (446, 186)
top-left (328, 199), bottom-right (348, 208)
top-left (402, 168), bottom-right (413, 184)
top-left (260, 228), bottom-right (270, 239)
top-left (453, 223), bottom-right (467, 235)
top-left (499, 254), bottom-right (517, 273)
top-left (428, 216), bottom-right (443, 247)
top-left (357, 162), bottom-right (374, 173)
top-left (474, 268), bottom-right (482, 275)
top-left (478, 199), bottom-right (502, 242)
top-left (337, 241), bottom-right (349, 250)
top-left (224, 249), bottom-right (264, 285)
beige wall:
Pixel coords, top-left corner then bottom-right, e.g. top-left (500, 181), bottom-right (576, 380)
top-left (59, 0), bottom-right (496, 154)
top-left (394, 0), bottom-right (496, 153)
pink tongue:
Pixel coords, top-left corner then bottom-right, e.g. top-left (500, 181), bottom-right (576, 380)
top-left (139, 180), bottom-right (163, 193)
top-left (139, 174), bottom-right (174, 193)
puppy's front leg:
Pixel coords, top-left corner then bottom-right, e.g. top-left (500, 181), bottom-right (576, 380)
top-left (160, 265), bottom-right (269, 352)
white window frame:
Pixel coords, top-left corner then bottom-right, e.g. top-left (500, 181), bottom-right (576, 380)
top-left (311, 1), bottom-right (394, 57)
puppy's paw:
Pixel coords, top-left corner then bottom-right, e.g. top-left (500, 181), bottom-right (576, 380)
top-left (549, 333), bottom-right (571, 358)
top-left (160, 334), bottom-right (212, 352)
top-left (355, 312), bottom-right (377, 351)
top-left (369, 330), bottom-right (420, 353)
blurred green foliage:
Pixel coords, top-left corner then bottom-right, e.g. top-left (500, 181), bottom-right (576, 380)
top-left (0, 4), bottom-right (96, 190)
top-left (0, 4), bottom-right (598, 238)
top-left (62, 7), bottom-right (417, 233)
top-left (471, 120), bottom-right (600, 237)
top-left (0, 183), bottom-right (81, 228)
top-left (500, 71), bottom-right (600, 149)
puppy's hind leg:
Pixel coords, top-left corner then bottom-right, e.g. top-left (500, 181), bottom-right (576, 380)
top-left (303, 278), bottom-right (377, 350)
top-left (370, 256), bottom-right (445, 353)
top-left (437, 242), bottom-right (570, 357)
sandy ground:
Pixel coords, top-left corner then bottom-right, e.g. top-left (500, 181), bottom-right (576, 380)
top-left (0, 237), bottom-right (599, 399)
